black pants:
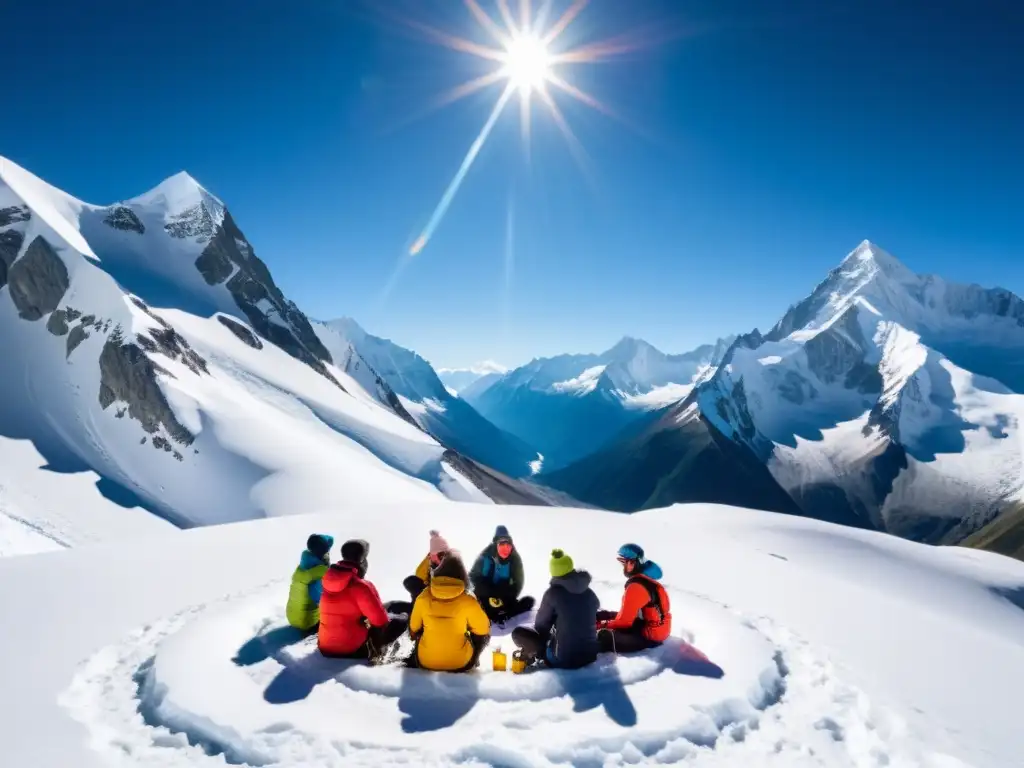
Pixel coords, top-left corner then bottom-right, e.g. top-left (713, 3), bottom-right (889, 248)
top-left (596, 609), bottom-right (659, 654)
top-left (475, 584), bottom-right (534, 622)
top-left (511, 626), bottom-right (546, 662)
top-left (384, 576), bottom-right (427, 616)
top-left (322, 617), bottom-right (408, 661)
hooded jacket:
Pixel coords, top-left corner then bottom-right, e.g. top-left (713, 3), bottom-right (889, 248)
top-left (535, 569), bottom-right (601, 668)
top-left (286, 550), bottom-right (330, 631)
top-left (602, 560), bottom-right (671, 643)
top-left (317, 561), bottom-right (390, 656)
top-left (469, 543), bottom-right (525, 597)
top-left (409, 556), bottom-right (490, 671)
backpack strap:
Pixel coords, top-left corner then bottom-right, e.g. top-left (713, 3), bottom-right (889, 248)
top-left (627, 575), bottom-right (665, 624)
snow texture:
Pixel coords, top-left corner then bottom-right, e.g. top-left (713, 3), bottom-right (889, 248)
top-left (0, 157), bottom-right (497, 550)
top-left (0, 501), bottom-right (1016, 767)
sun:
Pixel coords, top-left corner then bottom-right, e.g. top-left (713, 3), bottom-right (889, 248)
top-left (501, 33), bottom-right (553, 94)
top-left (394, 0), bottom-right (647, 257)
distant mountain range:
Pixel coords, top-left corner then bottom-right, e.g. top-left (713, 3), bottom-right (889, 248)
top-left (462, 335), bottom-right (736, 472)
top-left (314, 319), bottom-right (541, 478)
top-left (543, 241), bottom-right (1024, 547)
top-left (3, 152), bottom-right (1021, 559)
top-left (437, 362), bottom-right (508, 394)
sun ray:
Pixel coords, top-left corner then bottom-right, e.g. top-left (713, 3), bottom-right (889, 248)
top-left (519, 87), bottom-right (532, 154)
top-left (436, 70), bottom-right (508, 111)
top-left (390, 0), bottom-right (661, 261)
top-left (463, 0), bottom-right (511, 47)
top-left (545, 73), bottom-right (614, 117)
top-left (542, 0), bottom-right (589, 46)
top-left (410, 84), bottom-right (516, 256)
top-left (535, 84), bottom-right (592, 175)
top-left (496, 0), bottom-right (518, 35)
top-left (395, 14), bottom-right (506, 63)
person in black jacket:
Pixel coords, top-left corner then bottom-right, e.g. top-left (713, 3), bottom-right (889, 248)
top-left (511, 548), bottom-right (600, 669)
top-left (469, 525), bottom-right (534, 623)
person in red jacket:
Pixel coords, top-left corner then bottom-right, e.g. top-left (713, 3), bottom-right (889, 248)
top-left (318, 539), bottom-right (408, 662)
top-left (596, 543), bottom-right (672, 654)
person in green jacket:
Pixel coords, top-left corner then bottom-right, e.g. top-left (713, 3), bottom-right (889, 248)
top-left (286, 534), bottom-right (333, 631)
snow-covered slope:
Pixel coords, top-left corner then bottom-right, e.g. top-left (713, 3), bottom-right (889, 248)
top-left (465, 335), bottom-right (735, 470)
top-left (547, 241), bottom-right (1024, 545)
top-left (0, 157), bottom-right (519, 549)
top-left (436, 361), bottom-right (508, 394)
top-left (315, 318), bottom-right (542, 478)
top-left (1, 499), bottom-right (1022, 767)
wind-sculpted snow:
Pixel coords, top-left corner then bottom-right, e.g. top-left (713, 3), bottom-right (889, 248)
top-left (60, 579), bottom-right (941, 768)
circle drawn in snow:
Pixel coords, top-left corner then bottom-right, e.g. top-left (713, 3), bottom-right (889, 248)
top-left (60, 581), bottom-right (909, 767)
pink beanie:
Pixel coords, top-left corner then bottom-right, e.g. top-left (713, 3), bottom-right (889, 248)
top-left (429, 529), bottom-right (450, 556)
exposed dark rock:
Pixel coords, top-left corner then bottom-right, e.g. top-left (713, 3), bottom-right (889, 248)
top-left (441, 450), bottom-right (590, 507)
top-left (804, 308), bottom-right (869, 385)
top-left (543, 402), bottom-right (802, 516)
top-left (0, 229), bottom-right (25, 290)
top-left (66, 325), bottom-right (89, 357)
top-left (0, 205), bottom-right (30, 227)
top-left (193, 209), bottom-right (337, 383)
top-left (7, 236), bottom-right (70, 321)
top-left (776, 369), bottom-right (817, 404)
top-left (217, 315), bottom-right (263, 349)
top-left (137, 325), bottom-right (209, 375)
top-left (98, 329), bottom-right (195, 446)
top-left (152, 436), bottom-right (172, 452)
top-left (140, 437), bottom-right (147, 445)
top-left (46, 309), bottom-right (69, 336)
top-left (65, 307), bottom-right (81, 322)
top-left (195, 242), bottom-right (233, 285)
top-left (103, 206), bottom-right (145, 234)
top-left (165, 203), bottom-right (216, 241)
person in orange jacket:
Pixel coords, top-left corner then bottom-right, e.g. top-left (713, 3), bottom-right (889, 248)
top-left (318, 539), bottom-right (407, 662)
top-left (596, 543), bottom-right (672, 654)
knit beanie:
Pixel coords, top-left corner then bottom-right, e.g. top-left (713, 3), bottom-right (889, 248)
top-left (306, 534), bottom-right (333, 560)
top-left (340, 539), bottom-right (369, 564)
top-left (549, 548), bottom-right (574, 579)
top-left (429, 529), bottom-right (450, 556)
top-left (493, 525), bottom-right (511, 543)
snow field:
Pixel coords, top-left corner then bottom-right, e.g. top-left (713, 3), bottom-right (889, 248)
top-left (62, 576), bottom-right (946, 768)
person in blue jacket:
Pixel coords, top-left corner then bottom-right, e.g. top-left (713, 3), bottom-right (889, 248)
top-left (286, 534), bottom-right (333, 631)
top-left (469, 525), bottom-right (534, 622)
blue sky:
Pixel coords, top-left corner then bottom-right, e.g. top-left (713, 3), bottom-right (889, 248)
top-left (3, 0), bottom-right (1022, 369)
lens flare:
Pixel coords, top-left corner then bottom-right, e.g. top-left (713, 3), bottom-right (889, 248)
top-left (396, 0), bottom-right (640, 257)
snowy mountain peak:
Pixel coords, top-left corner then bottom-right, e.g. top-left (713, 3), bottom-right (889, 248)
top-left (838, 239), bottom-right (915, 284)
top-left (325, 316), bottom-right (368, 344)
top-left (127, 170), bottom-right (221, 217)
top-left (604, 335), bottom-right (657, 362)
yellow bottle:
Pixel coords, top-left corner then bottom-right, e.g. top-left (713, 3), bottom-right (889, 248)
top-left (492, 647), bottom-right (507, 671)
top-left (511, 650), bottom-right (527, 674)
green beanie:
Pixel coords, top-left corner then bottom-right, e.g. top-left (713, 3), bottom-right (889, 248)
top-left (549, 548), bottom-right (574, 579)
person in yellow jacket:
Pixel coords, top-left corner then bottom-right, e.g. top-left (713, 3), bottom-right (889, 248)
top-left (286, 534), bottom-right (333, 631)
top-left (408, 553), bottom-right (490, 672)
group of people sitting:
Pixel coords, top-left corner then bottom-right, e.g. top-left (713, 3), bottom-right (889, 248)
top-left (285, 525), bottom-right (671, 673)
